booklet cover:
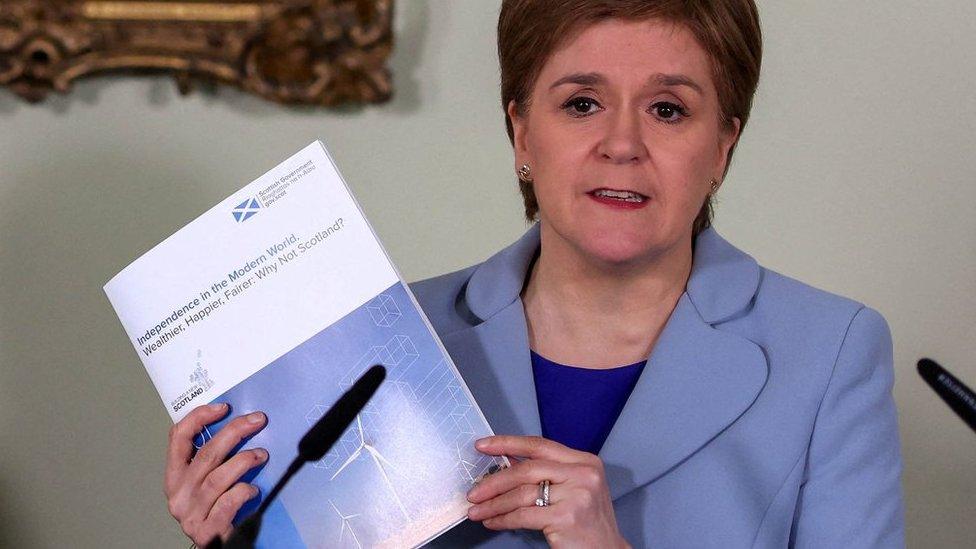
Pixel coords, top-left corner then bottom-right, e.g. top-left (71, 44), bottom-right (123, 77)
top-left (104, 141), bottom-right (504, 548)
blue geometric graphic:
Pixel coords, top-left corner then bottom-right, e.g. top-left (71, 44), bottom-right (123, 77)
top-left (232, 197), bottom-right (261, 222)
top-left (366, 293), bottom-right (401, 327)
top-left (338, 335), bottom-right (419, 389)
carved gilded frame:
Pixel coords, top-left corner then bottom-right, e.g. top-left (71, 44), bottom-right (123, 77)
top-left (0, 1), bottom-right (393, 105)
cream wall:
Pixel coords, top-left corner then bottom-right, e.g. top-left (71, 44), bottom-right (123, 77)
top-left (1, 1), bottom-right (973, 546)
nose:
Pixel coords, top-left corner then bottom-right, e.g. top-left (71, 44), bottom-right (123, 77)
top-left (596, 109), bottom-right (648, 165)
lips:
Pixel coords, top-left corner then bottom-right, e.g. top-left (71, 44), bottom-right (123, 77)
top-left (589, 188), bottom-right (647, 202)
top-left (586, 187), bottom-right (649, 209)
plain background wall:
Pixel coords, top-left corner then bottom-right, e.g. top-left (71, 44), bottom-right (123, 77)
top-left (1, 1), bottom-right (974, 546)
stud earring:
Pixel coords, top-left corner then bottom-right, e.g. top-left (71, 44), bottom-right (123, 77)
top-left (709, 179), bottom-right (721, 195)
top-left (517, 164), bottom-right (533, 183)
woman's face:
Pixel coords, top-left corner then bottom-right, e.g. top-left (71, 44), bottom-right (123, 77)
top-left (510, 18), bottom-right (740, 267)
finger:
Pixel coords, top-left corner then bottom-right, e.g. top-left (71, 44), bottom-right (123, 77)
top-left (165, 403), bottom-right (229, 495)
top-left (187, 411), bottom-right (267, 482)
top-left (468, 483), bottom-right (538, 521)
top-left (483, 505), bottom-right (550, 532)
top-left (205, 482), bottom-right (260, 536)
top-left (467, 459), bottom-right (567, 504)
top-left (199, 448), bottom-right (269, 504)
top-left (476, 435), bottom-right (588, 463)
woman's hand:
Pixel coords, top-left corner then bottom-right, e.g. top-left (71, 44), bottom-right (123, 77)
top-left (466, 435), bottom-right (630, 549)
top-left (163, 403), bottom-right (269, 546)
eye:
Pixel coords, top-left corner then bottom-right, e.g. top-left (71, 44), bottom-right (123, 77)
top-left (561, 96), bottom-right (602, 117)
top-left (650, 101), bottom-right (688, 124)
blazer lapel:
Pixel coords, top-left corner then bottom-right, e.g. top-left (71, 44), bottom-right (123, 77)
top-left (600, 228), bottom-right (769, 500)
top-left (599, 293), bottom-right (768, 500)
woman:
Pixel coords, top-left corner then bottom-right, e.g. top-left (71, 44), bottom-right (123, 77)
top-left (165, 0), bottom-right (905, 546)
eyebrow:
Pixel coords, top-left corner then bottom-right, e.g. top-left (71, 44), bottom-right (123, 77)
top-left (547, 72), bottom-right (704, 95)
top-left (652, 73), bottom-right (704, 95)
top-left (548, 72), bottom-right (605, 90)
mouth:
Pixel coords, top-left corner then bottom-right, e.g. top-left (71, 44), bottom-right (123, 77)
top-left (586, 188), bottom-right (649, 207)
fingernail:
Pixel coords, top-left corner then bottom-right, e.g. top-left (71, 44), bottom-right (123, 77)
top-left (250, 485), bottom-right (260, 498)
top-left (210, 402), bottom-right (227, 412)
top-left (467, 504), bottom-right (481, 519)
top-left (475, 438), bottom-right (489, 450)
top-left (248, 412), bottom-right (266, 424)
top-left (466, 487), bottom-right (480, 502)
top-left (255, 448), bottom-right (269, 462)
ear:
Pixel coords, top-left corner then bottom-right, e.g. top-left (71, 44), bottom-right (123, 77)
top-left (715, 116), bottom-right (742, 178)
top-left (507, 100), bottom-right (530, 163)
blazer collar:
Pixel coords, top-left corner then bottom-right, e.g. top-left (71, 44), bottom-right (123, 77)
top-left (464, 223), bottom-right (542, 321)
top-left (686, 227), bottom-right (762, 323)
top-left (464, 223), bottom-right (762, 324)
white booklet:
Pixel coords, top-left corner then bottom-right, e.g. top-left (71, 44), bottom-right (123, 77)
top-left (104, 141), bottom-right (503, 548)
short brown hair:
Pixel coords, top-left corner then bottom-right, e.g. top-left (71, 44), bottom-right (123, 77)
top-left (498, 0), bottom-right (762, 236)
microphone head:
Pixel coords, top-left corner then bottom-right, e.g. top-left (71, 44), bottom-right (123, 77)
top-left (917, 357), bottom-right (976, 434)
top-left (917, 357), bottom-right (941, 380)
top-left (298, 365), bottom-right (386, 462)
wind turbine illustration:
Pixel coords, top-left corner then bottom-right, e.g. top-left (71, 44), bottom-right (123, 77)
top-left (330, 414), bottom-right (411, 520)
top-left (329, 500), bottom-right (363, 549)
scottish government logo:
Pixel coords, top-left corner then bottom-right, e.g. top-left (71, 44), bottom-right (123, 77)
top-left (232, 197), bottom-right (261, 222)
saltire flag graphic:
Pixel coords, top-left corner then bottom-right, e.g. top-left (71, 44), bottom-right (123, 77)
top-left (232, 198), bottom-right (261, 222)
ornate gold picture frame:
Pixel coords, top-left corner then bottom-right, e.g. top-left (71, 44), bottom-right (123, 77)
top-left (0, 0), bottom-right (394, 105)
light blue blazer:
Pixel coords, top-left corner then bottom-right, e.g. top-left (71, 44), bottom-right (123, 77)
top-left (414, 224), bottom-right (905, 548)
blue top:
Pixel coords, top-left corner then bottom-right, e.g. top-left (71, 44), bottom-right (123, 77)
top-left (531, 350), bottom-right (647, 455)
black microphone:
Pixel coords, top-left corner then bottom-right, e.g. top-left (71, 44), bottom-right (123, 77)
top-left (207, 364), bottom-right (387, 549)
top-left (917, 358), bottom-right (976, 434)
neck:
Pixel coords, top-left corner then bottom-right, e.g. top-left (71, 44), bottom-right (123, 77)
top-left (521, 222), bottom-right (693, 368)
